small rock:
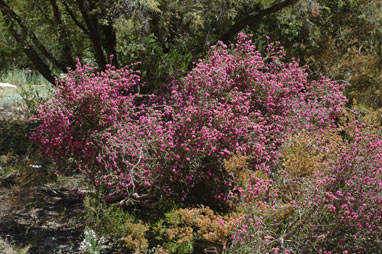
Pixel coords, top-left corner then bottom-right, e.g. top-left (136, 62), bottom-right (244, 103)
top-left (30, 208), bottom-right (44, 219)
top-left (0, 83), bottom-right (17, 89)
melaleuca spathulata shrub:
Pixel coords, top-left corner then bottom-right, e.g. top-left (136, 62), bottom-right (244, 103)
top-left (32, 33), bottom-right (346, 208)
top-left (226, 118), bottom-right (382, 253)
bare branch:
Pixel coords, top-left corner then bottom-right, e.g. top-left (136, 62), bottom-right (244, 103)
top-left (1, 13), bottom-right (56, 84)
top-left (49, 0), bottom-right (76, 69)
top-left (0, 0), bottom-right (67, 72)
top-left (60, 0), bottom-right (90, 36)
top-left (221, 0), bottom-right (300, 43)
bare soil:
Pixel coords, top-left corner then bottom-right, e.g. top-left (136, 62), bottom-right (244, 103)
top-left (0, 176), bottom-right (86, 254)
top-left (0, 104), bottom-right (87, 254)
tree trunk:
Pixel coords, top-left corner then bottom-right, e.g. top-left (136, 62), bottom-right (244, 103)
top-left (0, 0), bottom-right (67, 73)
top-left (60, 0), bottom-right (90, 36)
top-left (101, 23), bottom-right (118, 67)
top-left (3, 16), bottom-right (56, 84)
top-left (76, 0), bottom-right (107, 68)
top-left (49, 0), bottom-right (76, 70)
top-left (0, 1), bottom-right (57, 85)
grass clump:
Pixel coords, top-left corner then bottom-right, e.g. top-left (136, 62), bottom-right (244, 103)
top-left (0, 69), bottom-right (53, 115)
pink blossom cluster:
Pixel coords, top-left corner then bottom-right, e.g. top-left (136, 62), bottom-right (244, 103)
top-left (32, 33), bottom-right (346, 206)
top-left (229, 123), bottom-right (382, 253)
top-left (33, 33), bottom-right (382, 251)
top-left (30, 59), bottom-right (186, 201)
top-left (158, 33), bottom-right (346, 202)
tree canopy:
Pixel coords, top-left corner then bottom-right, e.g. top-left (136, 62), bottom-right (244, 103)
top-left (0, 0), bottom-right (303, 85)
top-left (0, 0), bottom-right (381, 106)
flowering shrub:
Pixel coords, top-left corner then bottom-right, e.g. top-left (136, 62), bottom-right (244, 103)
top-left (32, 32), bottom-right (382, 252)
top-left (152, 33), bottom-right (346, 204)
top-left (31, 60), bottom-right (142, 167)
top-left (227, 120), bottom-right (382, 253)
top-left (31, 60), bottom-right (159, 198)
top-left (32, 33), bottom-right (346, 206)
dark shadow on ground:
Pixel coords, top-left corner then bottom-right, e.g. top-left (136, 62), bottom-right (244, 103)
top-left (0, 183), bottom-right (86, 254)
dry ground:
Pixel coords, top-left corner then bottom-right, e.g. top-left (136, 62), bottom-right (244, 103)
top-left (0, 175), bottom-right (86, 254)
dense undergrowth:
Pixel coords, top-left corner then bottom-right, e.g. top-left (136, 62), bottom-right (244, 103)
top-left (2, 34), bottom-right (382, 253)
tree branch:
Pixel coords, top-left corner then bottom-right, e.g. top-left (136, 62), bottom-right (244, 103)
top-left (221, 0), bottom-right (300, 43)
top-left (60, 0), bottom-right (90, 36)
top-left (100, 23), bottom-right (118, 67)
top-left (75, 0), bottom-right (107, 68)
top-left (49, 0), bottom-right (76, 69)
top-left (1, 14), bottom-right (56, 84)
top-left (0, 0), bottom-right (67, 72)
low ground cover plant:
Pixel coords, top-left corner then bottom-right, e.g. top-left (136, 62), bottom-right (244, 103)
top-left (32, 34), bottom-right (382, 253)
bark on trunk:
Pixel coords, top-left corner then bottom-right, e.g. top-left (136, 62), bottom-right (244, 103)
top-left (101, 23), bottom-right (118, 67)
top-left (49, 0), bottom-right (76, 70)
top-left (0, 1), bottom-right (57, 85)
top-left (0, 0), bottom-right (67, 72)
top-left (4, 17), bottom-right (56, 84)
top-left (76, 0), bottom-right (107, 68)
top-left (61, 0), bottom-right (90, 36)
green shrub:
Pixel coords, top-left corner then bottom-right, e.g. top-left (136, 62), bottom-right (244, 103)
top-left (83, 196), bottom-right (150, 253)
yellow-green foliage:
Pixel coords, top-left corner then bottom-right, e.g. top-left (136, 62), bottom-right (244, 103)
top-left (153, 209), bottom-right (194, 254)
top-left (84, 196), bottom-right (150, 253)
top-left (348, 102), bottom-right (382, 134)
top-left (224, 154), bottom-right (251, 187)
top-left (154, 205), bottom-right (242, 253)
top-left (281, 133), bottom-right (323, 177)
top-left (178, 206), bottom-right (240, 244)
top-left (124, 221), bottom-right (149, 253)
top-left (306, 35), bottom-right (382, 109)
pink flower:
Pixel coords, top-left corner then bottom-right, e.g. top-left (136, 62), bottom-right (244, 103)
top-left (328, 205), bottom-right (336, 212)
